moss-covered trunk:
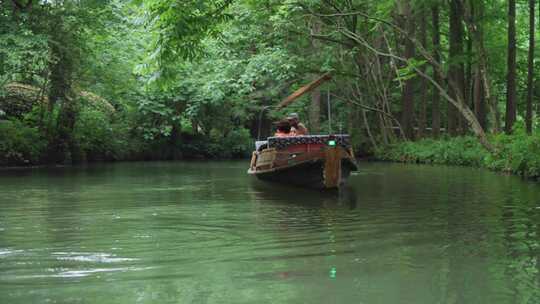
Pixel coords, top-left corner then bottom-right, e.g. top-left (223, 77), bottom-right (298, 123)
top-left (46, 18), bottom-right (78, 164)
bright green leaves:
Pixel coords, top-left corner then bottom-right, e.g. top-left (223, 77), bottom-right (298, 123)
top-left (135, 89), bottom-right (188, 141)
top-left (0, 18), bottom-right (49, 90)
top-left (395, 58), bottom-right (428, 83)
top-left (142, 0), bottom-right (234, 62)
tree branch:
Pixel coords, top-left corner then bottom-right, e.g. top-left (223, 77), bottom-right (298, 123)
top-left (336, 26), bottom-right (494, 151)
top-left (331, 93), bottom-right (406, 141)
top-left (10, 0), bottom-right (32, 10)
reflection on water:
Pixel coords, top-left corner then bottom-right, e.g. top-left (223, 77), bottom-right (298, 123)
top-left (1, 161), bottom-right (540, 303)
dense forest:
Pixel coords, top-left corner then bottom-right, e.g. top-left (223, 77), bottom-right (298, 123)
top-left (1, 0), bottom-right (540, 176)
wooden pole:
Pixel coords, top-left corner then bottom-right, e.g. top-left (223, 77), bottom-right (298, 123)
top-left (277, 73), bottom-right (332, 110)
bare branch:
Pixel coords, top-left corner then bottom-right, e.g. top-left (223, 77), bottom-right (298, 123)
top-left (335, 27), bottom-right (494, 151)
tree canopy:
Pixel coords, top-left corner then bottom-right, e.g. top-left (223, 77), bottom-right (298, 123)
top-left (2, 0), bottom-right (540, 167)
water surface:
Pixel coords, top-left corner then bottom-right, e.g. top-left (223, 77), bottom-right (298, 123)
top-left (1, 161), bottom-right (540, 303)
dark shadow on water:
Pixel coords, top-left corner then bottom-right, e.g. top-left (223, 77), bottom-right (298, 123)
top-left (250, 179), bottom-right (358, 210)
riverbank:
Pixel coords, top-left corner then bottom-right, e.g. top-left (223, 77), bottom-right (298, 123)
top-left (0, 119), bottom-right (253, 167)
top-left (374, 129), bottom-right (540, 179)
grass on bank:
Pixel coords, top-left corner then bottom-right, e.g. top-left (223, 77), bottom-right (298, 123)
top-left (375, 124), bottom-right (540, 179)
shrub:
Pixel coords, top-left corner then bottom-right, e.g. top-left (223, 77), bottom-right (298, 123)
top-left (219, 128), bottom-right (253, 158)
top-left (486, 125), bottom-right (540, 178)
top-left (179, 128), bottom-right (253, 159)
top-left (375, 136), bottom-right (488, 167)
top-left (73, 108), bottom-right (135, 161)
top-left (0, 119), bottom-right (47, 165)
top-left (376, 125), bottom-right (540, 179)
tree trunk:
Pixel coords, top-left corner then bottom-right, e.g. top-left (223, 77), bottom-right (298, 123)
top-left (309, 20), bottom-right (322, 133)
top-left (330, 2), bottom-right (494, 152)
top-left (46, 19), bottom-right (77, 164)
top-left (418, 5), bottom-right (427, 138)
top-left (399, 0), bottom-right (416, 140)
top-left (432, 4), bottom-right (441, 138)
top-left (310, 88), bottom-right (321, 133)
top-left (362, 110), bottom-right (378, 149)
top-left (474, 67), bottom-right (487, 129)
top-left (463, 28), bottom-right (473, 134)
top-left (448, 0), bottom-right (465, 137)
top-left (52, 94), bottom-right (78, 164)
top-left (506, 0), bottom-right (517, 134)
top-left (527, 0), bottom-right (536, 134)
top-left (463, 0), bottom-right (501, 133)
top-left (469, 0), bottom-right (486, 131)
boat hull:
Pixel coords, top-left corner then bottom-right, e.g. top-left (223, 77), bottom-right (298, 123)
top-left (248, 135), bottom-right (358, 190)
top-left (252, 158), bottom-right (355, 189)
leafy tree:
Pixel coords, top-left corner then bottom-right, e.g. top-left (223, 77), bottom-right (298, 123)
top-left (3, 0), bottom-right (540, 166)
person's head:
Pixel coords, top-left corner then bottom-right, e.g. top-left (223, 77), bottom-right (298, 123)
top-left (287, 113), bottom-right (299, 126)
top-left (275, 119), bottom-right (292, 133)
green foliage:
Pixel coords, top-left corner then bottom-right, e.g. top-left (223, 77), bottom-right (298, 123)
top-left (219, 128), bottom-right (253, 158)
top-left (179, 128), bottom-right (253, 159)
top-left (135, 90), bottom-right (187, 141)
top-left (0, 32), bottom-right (48, 88)
top-left (3, 0), bottom-right (540, 170)
top-left (485, 124), bottom-right (540, 177)
top-left (139, 0), bottom-right (232, 63)
top-left (0, 120), bottom-right (47, 166)
top-left (376, 124), bottom-right (540, 179)
top-left (73, 108), bottom-right (133, 161)
top-left (376, 136), bottom-right (488, 167)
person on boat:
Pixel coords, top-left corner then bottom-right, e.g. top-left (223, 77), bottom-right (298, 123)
top-left (274, 120), bottom-right (294, 137)
top-left (287, 113), bottom-right (309, 135)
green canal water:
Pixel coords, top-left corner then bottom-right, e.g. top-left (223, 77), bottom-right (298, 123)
top-left (1, 161), bottom-right (540, 303)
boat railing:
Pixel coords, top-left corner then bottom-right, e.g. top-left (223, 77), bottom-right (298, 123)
top-left (267, 135), bottom-right (351, 150)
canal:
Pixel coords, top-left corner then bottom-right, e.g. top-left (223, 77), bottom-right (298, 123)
top-left (0, 161), bottom-right (539, 303)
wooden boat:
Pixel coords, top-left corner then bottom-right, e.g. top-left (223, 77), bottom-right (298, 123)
top-left (248, 73), bottom-right (357, 189)
top-left (248, 135), bottom-right (358, 189)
